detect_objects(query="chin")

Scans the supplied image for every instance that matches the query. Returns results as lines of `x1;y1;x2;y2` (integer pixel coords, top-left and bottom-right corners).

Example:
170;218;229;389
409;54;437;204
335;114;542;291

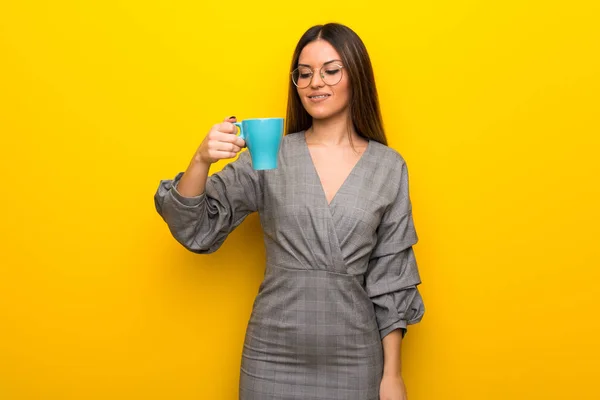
307;111;332;120
303;104;342;120
306;108;346;121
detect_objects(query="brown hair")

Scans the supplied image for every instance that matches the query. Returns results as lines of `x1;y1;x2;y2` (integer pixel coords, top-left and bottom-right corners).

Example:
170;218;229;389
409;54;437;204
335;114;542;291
285;23;388;146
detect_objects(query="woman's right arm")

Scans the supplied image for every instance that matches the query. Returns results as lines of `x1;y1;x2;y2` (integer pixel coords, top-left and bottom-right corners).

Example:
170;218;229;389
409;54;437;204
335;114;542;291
154;117;261;254
176;116;245;197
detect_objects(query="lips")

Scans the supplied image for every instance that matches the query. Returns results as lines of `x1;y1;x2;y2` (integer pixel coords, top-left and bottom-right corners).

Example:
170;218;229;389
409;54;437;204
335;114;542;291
308;93;331;99
307;93;331;103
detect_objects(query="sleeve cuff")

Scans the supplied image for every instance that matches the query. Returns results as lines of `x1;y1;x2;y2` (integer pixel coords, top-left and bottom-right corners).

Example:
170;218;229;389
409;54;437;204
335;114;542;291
169;172;207;207
380;320;408;340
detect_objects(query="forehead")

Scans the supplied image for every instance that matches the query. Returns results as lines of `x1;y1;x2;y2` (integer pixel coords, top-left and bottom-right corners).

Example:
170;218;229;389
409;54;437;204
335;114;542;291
298;40;342;66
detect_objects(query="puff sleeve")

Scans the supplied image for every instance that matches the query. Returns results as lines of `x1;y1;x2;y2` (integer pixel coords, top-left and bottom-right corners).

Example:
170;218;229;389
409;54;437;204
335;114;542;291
154;150;261;254
365;159;425;339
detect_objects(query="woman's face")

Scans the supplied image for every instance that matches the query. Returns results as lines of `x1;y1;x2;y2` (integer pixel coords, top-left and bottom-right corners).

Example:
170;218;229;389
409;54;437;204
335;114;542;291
296;40;351;121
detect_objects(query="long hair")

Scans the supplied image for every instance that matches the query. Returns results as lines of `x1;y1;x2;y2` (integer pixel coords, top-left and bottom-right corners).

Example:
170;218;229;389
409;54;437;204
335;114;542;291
285;23;387;146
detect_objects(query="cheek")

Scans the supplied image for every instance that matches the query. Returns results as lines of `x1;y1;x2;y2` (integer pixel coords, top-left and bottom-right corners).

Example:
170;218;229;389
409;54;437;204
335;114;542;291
336;76;350;96
297;88;307;103
335;81;351;104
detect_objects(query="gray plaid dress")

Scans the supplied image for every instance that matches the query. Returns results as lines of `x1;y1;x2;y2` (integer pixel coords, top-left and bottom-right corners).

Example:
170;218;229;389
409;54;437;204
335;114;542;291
154;131;425;399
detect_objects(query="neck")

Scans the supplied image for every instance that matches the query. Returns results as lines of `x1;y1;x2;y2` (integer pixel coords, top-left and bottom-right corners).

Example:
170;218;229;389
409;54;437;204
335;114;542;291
307;112;358;146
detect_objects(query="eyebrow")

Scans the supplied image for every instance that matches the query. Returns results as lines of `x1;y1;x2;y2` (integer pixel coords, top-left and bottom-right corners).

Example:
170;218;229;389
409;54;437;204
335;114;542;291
297;59;343;67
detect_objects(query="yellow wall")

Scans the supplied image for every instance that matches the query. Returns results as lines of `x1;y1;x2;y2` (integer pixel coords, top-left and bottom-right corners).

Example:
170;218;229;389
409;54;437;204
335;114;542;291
1;1;598;399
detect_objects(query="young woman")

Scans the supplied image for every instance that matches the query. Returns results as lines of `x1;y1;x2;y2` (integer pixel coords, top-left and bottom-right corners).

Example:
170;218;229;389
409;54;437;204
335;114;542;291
155;23;425;400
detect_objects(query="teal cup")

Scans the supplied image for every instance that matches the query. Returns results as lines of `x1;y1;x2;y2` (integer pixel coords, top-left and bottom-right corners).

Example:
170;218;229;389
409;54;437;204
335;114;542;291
234;118;284;170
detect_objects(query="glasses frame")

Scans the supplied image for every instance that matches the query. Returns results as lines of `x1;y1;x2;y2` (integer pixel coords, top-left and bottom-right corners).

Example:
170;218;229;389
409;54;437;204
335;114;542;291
290;63;345;89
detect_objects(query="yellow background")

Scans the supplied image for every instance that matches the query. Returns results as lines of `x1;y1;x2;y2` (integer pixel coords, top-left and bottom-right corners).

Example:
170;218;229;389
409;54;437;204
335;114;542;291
1;0;599;399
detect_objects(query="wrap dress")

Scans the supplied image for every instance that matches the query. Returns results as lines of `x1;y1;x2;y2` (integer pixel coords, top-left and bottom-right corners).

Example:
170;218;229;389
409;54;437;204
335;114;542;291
154;130;425;399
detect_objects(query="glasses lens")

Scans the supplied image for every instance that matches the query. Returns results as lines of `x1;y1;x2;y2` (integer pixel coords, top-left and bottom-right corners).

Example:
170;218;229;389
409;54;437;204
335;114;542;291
292;67;312;88
322;64;343;86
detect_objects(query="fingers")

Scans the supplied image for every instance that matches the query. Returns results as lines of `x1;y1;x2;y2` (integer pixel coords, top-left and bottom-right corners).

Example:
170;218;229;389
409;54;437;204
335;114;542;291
212;150;238;159
215;121;237;134
201;137;238;162
213;140;241;153
212;130;245;148
213;120;245;147
220;116;238;135
229;135;246;149
198;115;248;163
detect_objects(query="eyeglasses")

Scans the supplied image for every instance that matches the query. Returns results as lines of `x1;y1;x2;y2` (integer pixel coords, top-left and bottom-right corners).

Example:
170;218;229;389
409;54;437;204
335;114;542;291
291;63;344;89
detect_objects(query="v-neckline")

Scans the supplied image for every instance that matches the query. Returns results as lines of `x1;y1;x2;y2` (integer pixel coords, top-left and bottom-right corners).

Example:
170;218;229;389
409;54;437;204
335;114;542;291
302;130;371;208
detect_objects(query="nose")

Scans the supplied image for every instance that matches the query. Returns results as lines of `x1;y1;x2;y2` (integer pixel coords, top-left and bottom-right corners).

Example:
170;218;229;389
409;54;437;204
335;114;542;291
310;69;325;88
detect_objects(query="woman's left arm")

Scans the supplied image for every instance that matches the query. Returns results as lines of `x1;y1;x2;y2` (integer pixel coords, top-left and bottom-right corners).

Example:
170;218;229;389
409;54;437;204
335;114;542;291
379;329;407;399
364;156;425;399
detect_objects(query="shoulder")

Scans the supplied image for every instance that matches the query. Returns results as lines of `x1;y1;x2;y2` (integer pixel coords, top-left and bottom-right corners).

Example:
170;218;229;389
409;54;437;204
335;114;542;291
365;142;414;208
364;141;412;201
279;131;306;155
282;131;305;145
366;140;407;172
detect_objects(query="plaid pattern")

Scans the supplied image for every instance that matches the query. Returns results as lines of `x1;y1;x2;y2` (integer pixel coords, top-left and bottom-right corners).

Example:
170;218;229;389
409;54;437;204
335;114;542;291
154;131;425;399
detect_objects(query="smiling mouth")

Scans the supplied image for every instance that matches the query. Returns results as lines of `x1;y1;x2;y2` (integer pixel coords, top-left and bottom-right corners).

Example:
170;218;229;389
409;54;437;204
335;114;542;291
308;94;331;99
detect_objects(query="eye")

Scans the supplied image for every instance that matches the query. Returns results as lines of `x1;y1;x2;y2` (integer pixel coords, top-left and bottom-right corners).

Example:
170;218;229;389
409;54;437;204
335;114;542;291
296;67;312;79
324;68;341;76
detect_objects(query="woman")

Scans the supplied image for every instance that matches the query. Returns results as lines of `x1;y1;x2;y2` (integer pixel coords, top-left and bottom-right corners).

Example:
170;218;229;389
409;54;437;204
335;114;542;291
155;23;425;400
